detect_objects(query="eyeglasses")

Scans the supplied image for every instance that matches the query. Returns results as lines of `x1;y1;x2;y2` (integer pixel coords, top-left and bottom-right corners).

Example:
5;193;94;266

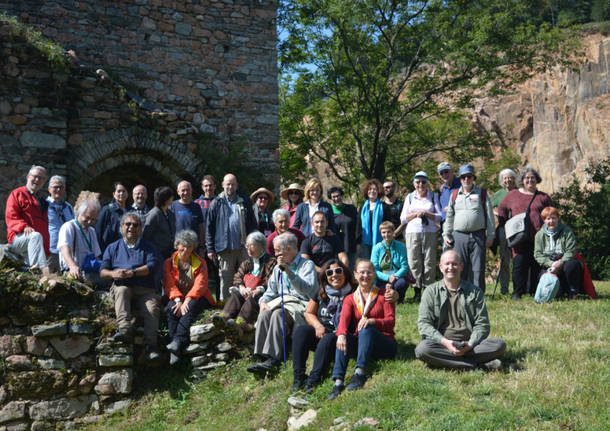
439;170;451;175
288;191;300;195
383;185;394;189
29;174;45;180
460;174;474;180
123;222;141;227
415;180;427;184
325;267;344;277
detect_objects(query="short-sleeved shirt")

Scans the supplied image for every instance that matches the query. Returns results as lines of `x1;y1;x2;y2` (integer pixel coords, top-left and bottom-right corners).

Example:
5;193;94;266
171;201;204;238
300;234;344;268
57;220;102;271
100;238;159;289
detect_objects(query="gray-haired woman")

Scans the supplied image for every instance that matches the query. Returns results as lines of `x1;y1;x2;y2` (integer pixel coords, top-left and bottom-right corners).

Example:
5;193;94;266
220;231;276;324
497;168;553;299
164;229;216;365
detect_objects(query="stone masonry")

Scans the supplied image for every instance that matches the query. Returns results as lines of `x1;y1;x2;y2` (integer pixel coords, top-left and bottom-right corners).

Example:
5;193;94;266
0;0;279;241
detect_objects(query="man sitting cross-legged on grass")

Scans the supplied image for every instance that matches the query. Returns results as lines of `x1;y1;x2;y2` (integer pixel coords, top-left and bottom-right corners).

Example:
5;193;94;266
415;250;506;370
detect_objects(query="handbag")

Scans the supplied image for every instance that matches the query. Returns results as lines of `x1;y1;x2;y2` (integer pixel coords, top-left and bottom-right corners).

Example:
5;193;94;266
505;191;537;248
534;270;560;303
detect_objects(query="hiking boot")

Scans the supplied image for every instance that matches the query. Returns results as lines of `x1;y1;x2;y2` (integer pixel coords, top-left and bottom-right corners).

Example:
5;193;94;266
291;374;307;394
247;358;280;374
327;383;345;400
145;345;160;362
346;373;367;391
110;330;132;344
169;352;180;366
211;312;226;329
413;288;421;302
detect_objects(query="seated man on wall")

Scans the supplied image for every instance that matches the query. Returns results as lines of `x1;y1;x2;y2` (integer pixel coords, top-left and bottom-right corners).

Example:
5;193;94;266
100;212;161;361
5;165;51;276
46;175;74;273
415;250;506;370
247;232;318;374
58;199;105;287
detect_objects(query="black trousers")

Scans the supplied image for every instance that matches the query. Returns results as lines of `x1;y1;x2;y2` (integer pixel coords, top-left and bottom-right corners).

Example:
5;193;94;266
540;258;584;297
512;242;540;297
166;297;211;347
292;324;337;385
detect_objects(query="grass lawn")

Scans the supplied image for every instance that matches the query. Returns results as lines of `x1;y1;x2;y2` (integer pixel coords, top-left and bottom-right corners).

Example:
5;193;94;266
91;281;610;431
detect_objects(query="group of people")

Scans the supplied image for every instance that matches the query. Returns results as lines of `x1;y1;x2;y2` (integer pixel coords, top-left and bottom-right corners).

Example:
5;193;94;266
4;161;592;398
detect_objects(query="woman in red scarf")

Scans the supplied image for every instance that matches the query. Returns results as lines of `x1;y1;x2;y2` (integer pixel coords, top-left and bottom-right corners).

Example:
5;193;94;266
328;259;397;400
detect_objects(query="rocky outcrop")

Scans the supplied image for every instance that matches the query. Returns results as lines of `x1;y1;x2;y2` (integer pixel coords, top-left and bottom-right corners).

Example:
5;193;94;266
475;34;610;193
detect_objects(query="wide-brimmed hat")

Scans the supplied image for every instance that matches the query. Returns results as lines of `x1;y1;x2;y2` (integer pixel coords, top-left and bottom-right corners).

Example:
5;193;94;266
250;187;274;204
280;183;304;200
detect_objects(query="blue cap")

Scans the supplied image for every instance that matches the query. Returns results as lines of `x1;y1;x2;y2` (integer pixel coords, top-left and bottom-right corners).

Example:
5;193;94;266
458;164;475;178
437;162;451;173
414;171;429;180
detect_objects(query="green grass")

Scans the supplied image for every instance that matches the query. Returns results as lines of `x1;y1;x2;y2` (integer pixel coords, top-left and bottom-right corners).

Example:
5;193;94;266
91;282;610;431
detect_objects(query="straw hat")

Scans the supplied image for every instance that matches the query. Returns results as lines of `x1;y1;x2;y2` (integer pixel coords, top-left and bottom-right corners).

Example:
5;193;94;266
280;183;304;200
250;187;274;204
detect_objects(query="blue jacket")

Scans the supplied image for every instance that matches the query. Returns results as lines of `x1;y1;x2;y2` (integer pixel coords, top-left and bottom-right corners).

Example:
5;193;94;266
291;201;338;236
46;197;74;253
371;240;409;283
205;191;256;254
96;201;128;253
100;237;160;289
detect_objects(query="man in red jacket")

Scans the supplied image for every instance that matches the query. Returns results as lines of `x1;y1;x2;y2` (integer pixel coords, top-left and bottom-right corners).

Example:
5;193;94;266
5;165;51;276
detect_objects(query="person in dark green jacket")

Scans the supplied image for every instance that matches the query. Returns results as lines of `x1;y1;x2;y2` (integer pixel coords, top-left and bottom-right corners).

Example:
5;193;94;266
415;250;506;370
534;206;583;298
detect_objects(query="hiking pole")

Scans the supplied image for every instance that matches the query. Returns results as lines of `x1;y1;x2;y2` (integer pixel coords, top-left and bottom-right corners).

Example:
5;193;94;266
279;271;287;369
491;252;505;299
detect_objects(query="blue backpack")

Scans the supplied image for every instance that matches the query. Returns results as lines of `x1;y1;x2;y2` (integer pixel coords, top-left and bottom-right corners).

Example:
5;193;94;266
534;270;560;303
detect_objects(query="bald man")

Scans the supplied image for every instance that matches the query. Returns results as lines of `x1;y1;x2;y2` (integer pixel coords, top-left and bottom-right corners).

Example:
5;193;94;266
131;185;150;217
170;180;205;251
415;250;506;370
205;173;256;301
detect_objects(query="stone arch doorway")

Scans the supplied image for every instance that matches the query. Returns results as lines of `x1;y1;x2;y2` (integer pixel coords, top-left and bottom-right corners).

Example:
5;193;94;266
66;128;206;203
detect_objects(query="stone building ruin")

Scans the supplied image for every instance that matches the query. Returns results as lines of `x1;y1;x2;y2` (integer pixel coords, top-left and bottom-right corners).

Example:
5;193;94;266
0;0;279;240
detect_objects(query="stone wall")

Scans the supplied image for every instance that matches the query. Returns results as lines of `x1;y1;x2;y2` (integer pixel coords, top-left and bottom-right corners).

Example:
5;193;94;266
0;0;279;241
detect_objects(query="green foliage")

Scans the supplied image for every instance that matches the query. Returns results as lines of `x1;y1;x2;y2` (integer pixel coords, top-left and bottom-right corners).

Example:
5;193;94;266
278;0;571;188
552;159;610;280
0;12;69;72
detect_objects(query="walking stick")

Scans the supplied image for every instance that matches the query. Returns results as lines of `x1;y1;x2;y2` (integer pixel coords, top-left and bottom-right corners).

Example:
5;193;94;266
279;271;287;369
491;252;505;299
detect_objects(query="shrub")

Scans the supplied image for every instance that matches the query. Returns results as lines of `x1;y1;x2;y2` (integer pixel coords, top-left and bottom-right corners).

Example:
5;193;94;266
552;159;610;280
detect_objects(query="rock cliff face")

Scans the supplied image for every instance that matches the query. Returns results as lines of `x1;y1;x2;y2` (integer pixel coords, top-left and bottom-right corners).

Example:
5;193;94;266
474;34;609;193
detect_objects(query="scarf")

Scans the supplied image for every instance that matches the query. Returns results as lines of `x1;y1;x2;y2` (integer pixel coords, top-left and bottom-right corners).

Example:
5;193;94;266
360;199;383;246
543;223;561;252
325;283;352;329
331;204;344;215
353;285;379;318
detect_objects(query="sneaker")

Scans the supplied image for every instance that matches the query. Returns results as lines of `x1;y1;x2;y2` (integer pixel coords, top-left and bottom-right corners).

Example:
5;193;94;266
259;357;281;371
483;359;502;371
304;381;316;395
166;340;181;354
291;375;307;394
169;352;180;366
346;373;367;391
327;383;345;400
145;345;160;362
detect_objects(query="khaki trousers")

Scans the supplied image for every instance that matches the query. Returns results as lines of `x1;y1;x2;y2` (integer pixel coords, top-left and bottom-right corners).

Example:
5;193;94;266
405;232;437;290
111;284;161;346
217;248;248;301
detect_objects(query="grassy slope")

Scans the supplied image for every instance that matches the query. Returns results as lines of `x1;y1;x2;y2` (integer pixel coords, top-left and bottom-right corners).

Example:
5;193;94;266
93;282;610;431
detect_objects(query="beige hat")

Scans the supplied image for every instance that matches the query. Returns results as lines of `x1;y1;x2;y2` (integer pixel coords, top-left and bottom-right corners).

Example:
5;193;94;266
280;183;304;200
250;187;274;204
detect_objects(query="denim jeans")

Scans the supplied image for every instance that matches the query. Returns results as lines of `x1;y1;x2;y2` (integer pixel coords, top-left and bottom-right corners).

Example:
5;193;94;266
331;326;397;380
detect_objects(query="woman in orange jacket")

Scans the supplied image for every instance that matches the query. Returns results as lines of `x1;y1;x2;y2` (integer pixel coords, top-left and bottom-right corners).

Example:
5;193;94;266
163;229;216;365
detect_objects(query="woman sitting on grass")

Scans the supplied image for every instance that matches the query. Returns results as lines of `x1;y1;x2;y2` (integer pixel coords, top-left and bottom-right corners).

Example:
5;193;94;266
534;206;585;299
219;231;276;326
291;258;356;394
328;259;397;400
371;221;409;303
164;230;217;365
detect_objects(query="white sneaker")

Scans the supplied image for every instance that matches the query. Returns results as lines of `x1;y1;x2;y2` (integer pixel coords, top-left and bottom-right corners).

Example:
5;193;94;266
483;359;502;371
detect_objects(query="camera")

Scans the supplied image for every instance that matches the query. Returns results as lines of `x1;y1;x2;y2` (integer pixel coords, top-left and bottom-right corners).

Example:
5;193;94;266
550;253;563;261
452;341;467;350
420;214;429;226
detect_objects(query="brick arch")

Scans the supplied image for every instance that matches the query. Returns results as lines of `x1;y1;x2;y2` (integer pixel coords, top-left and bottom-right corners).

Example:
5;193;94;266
67;128;205;200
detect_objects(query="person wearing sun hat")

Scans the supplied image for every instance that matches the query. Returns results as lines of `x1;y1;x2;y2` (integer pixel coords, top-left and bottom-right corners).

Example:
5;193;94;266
251;187;275;237
281;183;304;227
442;164;494;292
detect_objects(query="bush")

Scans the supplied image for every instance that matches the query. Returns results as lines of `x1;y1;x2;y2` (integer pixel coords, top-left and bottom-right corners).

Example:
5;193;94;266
552;159;610;280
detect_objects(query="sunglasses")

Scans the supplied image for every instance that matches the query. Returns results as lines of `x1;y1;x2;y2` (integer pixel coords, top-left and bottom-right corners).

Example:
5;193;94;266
439;170;451;175
460;174;474;180
288;191;300;195
415;180;427;184
123;222;141;227
325;267;344;277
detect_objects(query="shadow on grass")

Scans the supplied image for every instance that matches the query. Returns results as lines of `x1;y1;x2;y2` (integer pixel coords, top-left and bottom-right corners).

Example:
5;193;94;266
502;345;542;372
396;341;418;361
131;356;193;399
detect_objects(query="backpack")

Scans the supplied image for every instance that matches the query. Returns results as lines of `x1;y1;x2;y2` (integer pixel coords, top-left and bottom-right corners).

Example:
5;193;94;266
408;190;439;208
449;187;488;227
534;270;560;303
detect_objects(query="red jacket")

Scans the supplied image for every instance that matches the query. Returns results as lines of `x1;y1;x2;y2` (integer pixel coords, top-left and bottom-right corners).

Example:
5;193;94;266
163;251;216;306
5;186;50;255
336;289;395;340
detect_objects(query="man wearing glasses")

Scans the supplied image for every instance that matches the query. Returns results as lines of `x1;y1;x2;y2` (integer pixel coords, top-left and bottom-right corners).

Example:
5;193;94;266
46;175;74;273
382;179;403;233
442;164;494;292
100;212;161;361
437;162;461;225
5;165;51;276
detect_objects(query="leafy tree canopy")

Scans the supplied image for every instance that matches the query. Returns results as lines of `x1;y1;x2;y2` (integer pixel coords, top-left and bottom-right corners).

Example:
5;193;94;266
279;0;573;191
